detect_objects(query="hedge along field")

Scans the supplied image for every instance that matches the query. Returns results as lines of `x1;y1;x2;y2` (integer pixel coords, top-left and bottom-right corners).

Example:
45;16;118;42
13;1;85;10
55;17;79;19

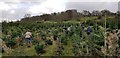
1;16;120;57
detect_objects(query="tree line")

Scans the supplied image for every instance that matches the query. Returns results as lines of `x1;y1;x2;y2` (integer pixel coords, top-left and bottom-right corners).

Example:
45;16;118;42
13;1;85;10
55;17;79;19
20;9;120;22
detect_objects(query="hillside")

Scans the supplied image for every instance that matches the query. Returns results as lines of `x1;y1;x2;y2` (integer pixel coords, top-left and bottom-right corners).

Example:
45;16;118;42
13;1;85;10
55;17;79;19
1;9;120;57
20;9;119;22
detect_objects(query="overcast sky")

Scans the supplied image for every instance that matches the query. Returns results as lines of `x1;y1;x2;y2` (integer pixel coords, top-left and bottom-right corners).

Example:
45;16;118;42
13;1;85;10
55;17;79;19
0;0;120;22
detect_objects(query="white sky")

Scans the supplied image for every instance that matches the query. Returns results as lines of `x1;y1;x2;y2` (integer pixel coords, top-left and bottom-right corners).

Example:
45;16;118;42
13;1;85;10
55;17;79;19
28;0;67;15
69;0;119;2
0;0;120;22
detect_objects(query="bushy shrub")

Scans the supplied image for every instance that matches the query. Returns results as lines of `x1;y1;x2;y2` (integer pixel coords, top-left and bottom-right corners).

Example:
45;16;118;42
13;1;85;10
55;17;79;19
53;35;57;40
61;36;67;45
39;32;46;40
32;38;39;45
7;39;16;48
98;16;102;19
35;44;45;54
45;39;53;45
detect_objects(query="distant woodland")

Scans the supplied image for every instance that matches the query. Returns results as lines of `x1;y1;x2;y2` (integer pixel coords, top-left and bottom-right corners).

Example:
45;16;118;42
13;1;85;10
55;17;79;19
21;9;120;22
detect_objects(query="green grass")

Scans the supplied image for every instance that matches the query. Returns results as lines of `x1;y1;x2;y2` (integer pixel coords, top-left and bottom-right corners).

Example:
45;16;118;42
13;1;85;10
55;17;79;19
62;39;74;56
23;46;36;56
43;40;58;56
2;44;36;56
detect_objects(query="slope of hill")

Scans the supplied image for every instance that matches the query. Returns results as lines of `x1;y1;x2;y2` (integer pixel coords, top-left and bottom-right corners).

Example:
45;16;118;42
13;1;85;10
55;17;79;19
20;9;119;22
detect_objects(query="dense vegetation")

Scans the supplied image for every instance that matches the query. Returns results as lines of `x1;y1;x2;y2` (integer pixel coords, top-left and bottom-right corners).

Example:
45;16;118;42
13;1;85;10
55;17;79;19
1;10;120;57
